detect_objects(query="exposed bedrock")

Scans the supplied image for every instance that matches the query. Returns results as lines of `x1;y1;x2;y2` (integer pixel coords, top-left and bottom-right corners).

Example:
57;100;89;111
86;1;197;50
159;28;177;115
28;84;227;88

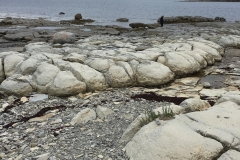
0;34;239;96
125;100;240;160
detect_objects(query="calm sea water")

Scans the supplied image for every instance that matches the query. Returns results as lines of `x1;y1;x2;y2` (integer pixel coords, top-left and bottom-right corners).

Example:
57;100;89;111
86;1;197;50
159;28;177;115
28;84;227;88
0;0;239;25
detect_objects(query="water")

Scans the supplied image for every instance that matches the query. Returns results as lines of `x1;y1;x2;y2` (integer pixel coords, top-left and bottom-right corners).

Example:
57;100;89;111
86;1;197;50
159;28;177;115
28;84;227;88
0;0;239;25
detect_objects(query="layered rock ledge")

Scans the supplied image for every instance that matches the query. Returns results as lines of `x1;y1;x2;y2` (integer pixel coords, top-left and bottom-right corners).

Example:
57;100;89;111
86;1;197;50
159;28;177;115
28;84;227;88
0;34;228;96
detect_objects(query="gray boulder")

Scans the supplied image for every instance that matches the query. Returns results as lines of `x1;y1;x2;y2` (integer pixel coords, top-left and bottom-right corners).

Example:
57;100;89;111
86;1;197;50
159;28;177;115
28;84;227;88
116;18;129;22
52;31;75;44
129;23;146;28
0;75;32;96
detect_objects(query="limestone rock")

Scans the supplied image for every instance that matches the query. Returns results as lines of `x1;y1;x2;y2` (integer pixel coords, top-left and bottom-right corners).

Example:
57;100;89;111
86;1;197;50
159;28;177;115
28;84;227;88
70;63;107;91
165;51;201;75
63;53;87;63
218;150;240;160
70;108;96;125
125;118;222;160
32;63;60;93
136;61;174;86
52;31;75;44
180;98;211;112
0;77;32;96
19;58;39;75
48;71;86;96
4;53;25;77
125;101;240;159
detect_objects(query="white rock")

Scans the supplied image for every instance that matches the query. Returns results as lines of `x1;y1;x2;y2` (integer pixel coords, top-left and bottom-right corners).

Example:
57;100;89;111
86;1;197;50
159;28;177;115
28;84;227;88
33;152;50;160
70;63;107;91
62;52;87;63
32;63;60;93
218;150;240;160
180;98;211;112
70;108;96;125
136;61;174;86
48;71;86;96
20;58;38;75
165;51;201;75
4;53;25;77
125;118;222;160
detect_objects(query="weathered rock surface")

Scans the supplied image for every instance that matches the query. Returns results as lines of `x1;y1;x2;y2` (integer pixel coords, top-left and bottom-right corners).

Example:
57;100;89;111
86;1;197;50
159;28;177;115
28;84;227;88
125;101;240;160
0;35;235;96
52;31;75;44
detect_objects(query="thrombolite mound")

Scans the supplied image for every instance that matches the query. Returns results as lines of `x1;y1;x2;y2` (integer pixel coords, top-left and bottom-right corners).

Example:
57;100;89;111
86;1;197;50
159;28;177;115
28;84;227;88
0;34;235;96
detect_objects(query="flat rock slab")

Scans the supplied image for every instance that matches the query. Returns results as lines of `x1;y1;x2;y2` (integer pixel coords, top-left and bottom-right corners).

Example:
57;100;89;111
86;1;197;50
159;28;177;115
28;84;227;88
125;101;240;160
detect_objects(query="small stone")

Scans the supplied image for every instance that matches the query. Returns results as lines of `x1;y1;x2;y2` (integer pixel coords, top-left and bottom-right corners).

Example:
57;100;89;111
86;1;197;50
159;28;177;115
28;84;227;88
28;113;55;122
50;119;62;124
0;103;9;112
34;153;50;160
20;97;28;103
0;153;5;159
98;155;104;159
68;96;78;102
202;82;211;88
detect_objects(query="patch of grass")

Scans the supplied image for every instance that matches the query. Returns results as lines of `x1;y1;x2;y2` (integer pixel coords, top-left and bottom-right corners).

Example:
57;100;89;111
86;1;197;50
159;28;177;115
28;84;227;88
139;106;175;127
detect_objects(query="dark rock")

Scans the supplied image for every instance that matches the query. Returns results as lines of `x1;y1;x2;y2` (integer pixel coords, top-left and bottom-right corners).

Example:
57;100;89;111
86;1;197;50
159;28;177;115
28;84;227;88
129;23;147;28
59;12;65;15
215;17;226;22
237;42;240;49
146;23;161;29
116;18;129;22
75;13;82;20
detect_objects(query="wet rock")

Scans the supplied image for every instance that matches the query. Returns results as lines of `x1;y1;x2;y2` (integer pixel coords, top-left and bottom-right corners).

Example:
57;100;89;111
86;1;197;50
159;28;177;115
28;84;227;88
146;23;161;29
129;23;146;28
116;18;129;22
75;13;82;20
59;12;65;15
29;94;48;102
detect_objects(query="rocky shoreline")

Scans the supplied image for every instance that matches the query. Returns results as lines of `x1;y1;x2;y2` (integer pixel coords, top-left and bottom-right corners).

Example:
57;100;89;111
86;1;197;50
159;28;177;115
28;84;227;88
0;17;240;160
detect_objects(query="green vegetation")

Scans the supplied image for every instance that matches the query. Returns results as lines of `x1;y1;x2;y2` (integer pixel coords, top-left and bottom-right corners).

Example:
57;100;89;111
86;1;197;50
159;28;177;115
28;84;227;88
139;106;175;127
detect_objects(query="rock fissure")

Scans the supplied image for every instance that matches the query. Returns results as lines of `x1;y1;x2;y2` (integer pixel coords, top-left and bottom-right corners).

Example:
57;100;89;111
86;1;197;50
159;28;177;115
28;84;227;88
196;130;237;160
3;104;74;129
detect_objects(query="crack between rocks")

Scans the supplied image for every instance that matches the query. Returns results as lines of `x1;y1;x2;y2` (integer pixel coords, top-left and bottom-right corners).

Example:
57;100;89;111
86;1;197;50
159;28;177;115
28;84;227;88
3;104;74;129
196;130;240;160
